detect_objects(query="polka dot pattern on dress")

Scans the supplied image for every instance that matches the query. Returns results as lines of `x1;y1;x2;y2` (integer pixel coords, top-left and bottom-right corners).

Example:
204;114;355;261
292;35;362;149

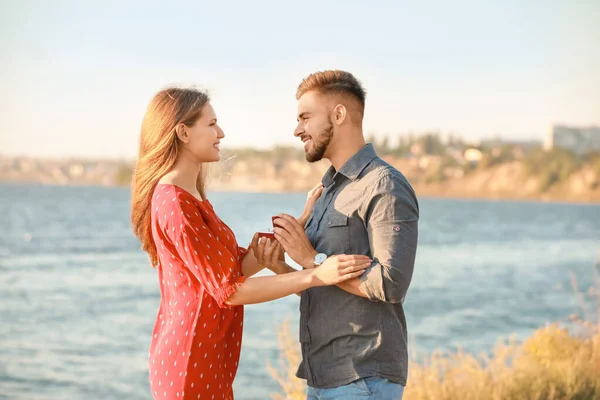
147;184;245;400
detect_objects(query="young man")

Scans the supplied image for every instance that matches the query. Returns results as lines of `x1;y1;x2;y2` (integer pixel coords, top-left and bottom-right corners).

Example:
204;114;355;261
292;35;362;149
270;70;419;399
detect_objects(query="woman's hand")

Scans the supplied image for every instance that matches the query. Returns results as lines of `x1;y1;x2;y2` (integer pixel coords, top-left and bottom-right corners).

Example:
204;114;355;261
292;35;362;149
250;233;287;274
298;183;323;226
312;254;372;286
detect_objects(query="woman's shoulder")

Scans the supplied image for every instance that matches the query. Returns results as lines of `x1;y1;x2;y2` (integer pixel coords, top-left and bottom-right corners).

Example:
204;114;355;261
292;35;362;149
152;184;211;232
153;184;202;209
157;183;207;203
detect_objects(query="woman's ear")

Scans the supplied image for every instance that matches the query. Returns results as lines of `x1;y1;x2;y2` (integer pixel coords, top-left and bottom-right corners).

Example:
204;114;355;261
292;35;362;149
175;123;189;143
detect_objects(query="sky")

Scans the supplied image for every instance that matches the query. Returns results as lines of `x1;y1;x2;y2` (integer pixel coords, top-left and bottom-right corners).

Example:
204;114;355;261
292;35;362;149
1;0;599;159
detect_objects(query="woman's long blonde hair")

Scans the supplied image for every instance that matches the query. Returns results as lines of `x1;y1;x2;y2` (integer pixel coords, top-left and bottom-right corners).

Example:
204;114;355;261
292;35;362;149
131;87;210;267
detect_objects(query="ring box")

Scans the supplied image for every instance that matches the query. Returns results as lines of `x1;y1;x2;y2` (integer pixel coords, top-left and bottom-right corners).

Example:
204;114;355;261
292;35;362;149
272;216;281;228
257;231;276;240
256;216;281;241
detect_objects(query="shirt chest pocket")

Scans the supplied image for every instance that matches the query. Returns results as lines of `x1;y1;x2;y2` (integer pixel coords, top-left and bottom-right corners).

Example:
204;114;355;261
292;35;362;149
323;214;350;253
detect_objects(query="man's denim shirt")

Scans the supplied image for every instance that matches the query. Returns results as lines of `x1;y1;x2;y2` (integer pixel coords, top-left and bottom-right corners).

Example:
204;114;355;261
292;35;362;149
297;143;419;388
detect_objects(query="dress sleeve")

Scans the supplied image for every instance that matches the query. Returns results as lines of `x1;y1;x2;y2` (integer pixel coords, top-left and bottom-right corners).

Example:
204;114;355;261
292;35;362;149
162;200;246;308
237;246;248;262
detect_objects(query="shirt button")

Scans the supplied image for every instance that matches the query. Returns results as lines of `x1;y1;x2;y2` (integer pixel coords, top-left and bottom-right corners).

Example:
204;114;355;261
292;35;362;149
327;221;332;226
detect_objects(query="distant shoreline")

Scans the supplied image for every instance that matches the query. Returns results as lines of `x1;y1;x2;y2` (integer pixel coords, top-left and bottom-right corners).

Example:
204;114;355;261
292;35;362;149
4;141;600;205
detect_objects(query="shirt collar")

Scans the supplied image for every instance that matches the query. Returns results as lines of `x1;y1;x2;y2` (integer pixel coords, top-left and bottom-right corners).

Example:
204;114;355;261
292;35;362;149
321;143;378;186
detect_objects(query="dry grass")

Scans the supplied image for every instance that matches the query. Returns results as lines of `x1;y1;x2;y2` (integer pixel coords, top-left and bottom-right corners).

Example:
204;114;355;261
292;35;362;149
266;321;306;400
405;322;599;400
268;268;600;400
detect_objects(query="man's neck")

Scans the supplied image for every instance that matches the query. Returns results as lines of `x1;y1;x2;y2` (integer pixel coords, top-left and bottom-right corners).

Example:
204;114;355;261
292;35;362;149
328;135;367;171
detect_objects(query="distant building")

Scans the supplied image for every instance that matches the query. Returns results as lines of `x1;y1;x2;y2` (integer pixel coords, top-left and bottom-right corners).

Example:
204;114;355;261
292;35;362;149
544;124;600;154
464;148;483;163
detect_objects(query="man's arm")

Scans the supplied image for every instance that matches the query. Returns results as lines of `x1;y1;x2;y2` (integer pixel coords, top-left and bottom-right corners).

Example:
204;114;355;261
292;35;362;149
299;257;368;297
336;278;368;297
337;172;419;302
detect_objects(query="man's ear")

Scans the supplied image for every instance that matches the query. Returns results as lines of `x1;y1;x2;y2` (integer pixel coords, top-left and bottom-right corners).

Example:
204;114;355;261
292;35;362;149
332;104;347;126
175;123;189;143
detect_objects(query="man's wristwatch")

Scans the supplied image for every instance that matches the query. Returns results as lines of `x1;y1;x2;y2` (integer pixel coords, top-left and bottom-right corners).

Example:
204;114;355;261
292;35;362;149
313;253;327;267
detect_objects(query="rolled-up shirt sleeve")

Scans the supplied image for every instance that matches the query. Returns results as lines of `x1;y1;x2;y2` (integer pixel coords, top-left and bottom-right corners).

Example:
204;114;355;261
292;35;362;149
359;171;419;303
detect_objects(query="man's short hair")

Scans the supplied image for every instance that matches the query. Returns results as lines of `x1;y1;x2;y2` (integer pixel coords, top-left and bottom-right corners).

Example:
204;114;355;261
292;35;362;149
296;70;366;113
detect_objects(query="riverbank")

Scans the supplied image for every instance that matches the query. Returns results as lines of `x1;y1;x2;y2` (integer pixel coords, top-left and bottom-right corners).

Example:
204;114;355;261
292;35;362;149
2;152;599;203
206;157;600;203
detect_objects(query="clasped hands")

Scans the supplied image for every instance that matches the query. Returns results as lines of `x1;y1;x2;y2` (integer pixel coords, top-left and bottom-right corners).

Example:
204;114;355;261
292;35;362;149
250;215;371;286
250;214;317;271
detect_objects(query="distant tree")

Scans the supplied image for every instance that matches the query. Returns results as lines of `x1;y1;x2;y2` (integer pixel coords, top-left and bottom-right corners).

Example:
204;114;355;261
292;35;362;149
378;134;392;155
115;164;133;186
425;165;446;183
447;132;456;147
583;151;600;183
477;144;516;169
417;132;445;155
365;132;377;146
393;134;411;157
524;148;580;192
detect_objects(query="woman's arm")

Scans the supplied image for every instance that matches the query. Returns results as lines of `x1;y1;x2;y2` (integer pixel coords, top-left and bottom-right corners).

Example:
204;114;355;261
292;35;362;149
225;254;371;306
164;197;368;309
250;235;302;294
225;268;316;305
240;245;267;277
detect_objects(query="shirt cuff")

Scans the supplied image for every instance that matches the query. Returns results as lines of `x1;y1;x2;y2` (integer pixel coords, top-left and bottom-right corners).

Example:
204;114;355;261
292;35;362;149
358;260;385;302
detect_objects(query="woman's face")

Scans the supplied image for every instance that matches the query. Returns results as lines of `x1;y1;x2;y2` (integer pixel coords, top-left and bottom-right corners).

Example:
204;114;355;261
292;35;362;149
184;102;225;163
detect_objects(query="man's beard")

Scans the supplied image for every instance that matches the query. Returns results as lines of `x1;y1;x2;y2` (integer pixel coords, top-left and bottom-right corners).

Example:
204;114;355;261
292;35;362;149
306;122;333;163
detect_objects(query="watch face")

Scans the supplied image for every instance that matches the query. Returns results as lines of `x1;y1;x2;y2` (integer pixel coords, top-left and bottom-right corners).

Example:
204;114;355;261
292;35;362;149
314;253;327;264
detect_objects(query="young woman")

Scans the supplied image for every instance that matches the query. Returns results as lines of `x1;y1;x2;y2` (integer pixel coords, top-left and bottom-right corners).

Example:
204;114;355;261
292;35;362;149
130;86;371;400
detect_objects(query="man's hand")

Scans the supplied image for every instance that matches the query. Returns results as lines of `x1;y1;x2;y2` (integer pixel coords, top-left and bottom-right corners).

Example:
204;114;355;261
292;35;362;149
273;214;318;269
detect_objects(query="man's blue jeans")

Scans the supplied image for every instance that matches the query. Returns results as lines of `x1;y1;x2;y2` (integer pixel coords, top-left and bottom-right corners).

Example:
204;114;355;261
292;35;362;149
306;377;405;399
